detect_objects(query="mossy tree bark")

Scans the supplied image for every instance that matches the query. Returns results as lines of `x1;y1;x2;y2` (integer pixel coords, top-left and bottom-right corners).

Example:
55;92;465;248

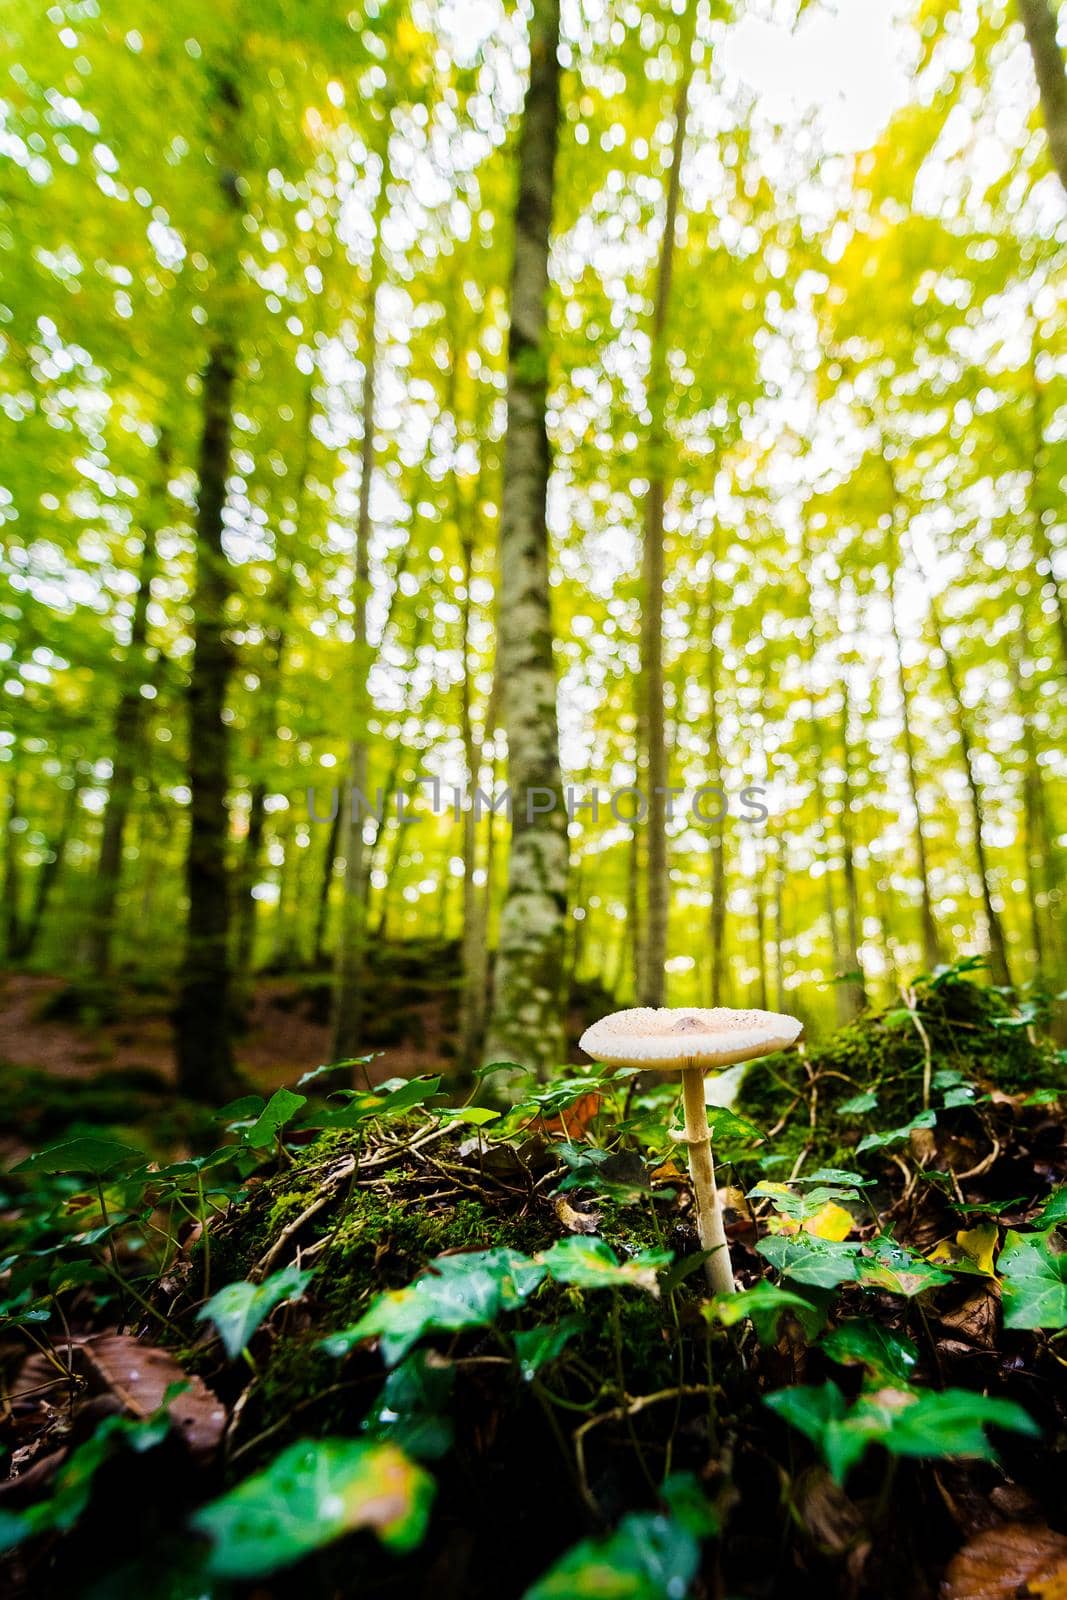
639;0;697;1008
175;74;242;1101
484;0;567;1078
1017;0;1067;195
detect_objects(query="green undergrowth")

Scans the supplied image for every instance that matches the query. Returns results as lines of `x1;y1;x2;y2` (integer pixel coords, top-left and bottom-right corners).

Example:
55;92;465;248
2;966;1066;1598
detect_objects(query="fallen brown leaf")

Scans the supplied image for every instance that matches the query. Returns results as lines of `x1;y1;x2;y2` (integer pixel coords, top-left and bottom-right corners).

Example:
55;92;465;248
942;1523;1067;1600
554;1196;601;1235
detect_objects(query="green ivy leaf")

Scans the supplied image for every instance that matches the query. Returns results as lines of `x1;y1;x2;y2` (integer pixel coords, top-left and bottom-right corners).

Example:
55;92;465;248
244;1089;307;1148
363;1351;454;1460
820;1319;919;1382
523;1475;713;1599
837;1092;878;1116
766;1381;1037;1485
322;1248;547;1366
536;1236;672;1294
710;1282;828;1344
513;1314;587;1382
999;1230;1067;1329
856;1238;953;1297
1032;1189;1067;1229
856;1110;937;1154
192;1438;434;1577
197;1266;313;1359
756;1235;862;1289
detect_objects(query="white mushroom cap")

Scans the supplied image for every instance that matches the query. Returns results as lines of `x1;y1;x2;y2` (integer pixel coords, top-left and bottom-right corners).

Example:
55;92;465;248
579;1006;803;1072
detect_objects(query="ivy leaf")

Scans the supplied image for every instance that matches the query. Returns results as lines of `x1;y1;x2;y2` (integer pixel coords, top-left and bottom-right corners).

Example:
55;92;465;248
857;1238;953;1297
13;1137;143;1177
820;1319;919;1382
710;1282;828;1344
856;1110;937;1154
322;1249;547;1366
192;1439;433;1577
999;1230;1067;1330
244;1090;307;1148
799;1168;875;1189
197;1267;313;1359
756;1235;862;1289
1032;1189;1067;1229
537;1236;672;1294
766;1381;1037;1485
363;1351;454;1460
513;1314;587;1382
837;1092;878;1116
523;1475;713;1599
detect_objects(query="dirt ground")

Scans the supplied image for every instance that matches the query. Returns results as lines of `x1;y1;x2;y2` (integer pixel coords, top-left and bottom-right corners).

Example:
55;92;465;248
0;972;450;1092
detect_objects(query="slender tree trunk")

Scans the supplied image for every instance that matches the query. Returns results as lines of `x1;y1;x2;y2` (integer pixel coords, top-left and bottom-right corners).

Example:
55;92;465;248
175;73;243;1099
2;754;23;962
1017;0;1067;195
707;552;728;1006
13;765;80;962
839;673;868;1016
1027;327;1067;671
86;434;170;976
928;595;1015;989
484;0;568;1077
332;130;392;1063
772;832;786;1012
234;380;312;983
888;562;942;971
313;801;340;968
639;0;696;1008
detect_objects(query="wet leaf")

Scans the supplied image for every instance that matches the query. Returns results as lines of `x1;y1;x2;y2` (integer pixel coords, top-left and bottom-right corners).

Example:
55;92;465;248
192;1438;433;1577
513;1314;587;1381
819;1319;919;1382
856;1110;937;1154
857;1238;953;1297
363;1351;454;1460
999;1230;1067;1330
198;1266;314;1359
756;1235;862;1289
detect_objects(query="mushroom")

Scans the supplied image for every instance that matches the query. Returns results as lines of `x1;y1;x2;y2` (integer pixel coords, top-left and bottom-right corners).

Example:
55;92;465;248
579;1006;803;1296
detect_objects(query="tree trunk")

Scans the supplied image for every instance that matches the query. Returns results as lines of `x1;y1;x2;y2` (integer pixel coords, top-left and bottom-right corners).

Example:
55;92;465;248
772;832;786;1012
1017;0;1067;195
639;0;696;1008
175;73;243;1100
313;802;341;968
1027;325;1067;671
86;433;170;977
928;596;1015;989
175;332;239;1099
707;548;728;1006
332;130;392;1064
888;561;942;971
484;0;568;1078
839;673;868;1017
13;765;81;962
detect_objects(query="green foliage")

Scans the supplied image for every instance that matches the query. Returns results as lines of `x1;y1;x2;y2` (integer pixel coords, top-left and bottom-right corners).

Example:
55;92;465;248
819;1320;920;1383
766;1381;1038;1486
523;1475;716;1600
192;1438;434;1577
998;1230;1067;1329
197;1266;314;1359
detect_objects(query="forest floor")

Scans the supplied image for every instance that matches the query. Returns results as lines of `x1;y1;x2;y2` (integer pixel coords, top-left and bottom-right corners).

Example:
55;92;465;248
0;965;1065;1599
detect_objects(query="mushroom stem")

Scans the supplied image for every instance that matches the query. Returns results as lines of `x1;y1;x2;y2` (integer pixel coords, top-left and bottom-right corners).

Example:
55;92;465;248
681;1064;735;1296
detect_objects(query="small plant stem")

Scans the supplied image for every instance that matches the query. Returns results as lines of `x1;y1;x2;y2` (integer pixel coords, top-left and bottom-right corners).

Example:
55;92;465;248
197;1170;211;1300
680;1064;735;1295
96;1176;128;1325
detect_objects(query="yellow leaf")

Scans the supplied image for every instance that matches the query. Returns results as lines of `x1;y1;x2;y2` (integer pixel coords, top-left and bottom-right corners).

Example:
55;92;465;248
956;1223;997;1276
804;1202;854;1242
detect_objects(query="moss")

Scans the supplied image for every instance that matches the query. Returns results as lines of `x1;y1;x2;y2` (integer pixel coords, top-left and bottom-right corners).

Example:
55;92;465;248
739;972;1059;1168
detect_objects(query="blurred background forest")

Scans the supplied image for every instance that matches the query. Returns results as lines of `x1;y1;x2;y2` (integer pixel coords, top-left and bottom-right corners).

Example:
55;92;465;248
1;0;1065;1102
